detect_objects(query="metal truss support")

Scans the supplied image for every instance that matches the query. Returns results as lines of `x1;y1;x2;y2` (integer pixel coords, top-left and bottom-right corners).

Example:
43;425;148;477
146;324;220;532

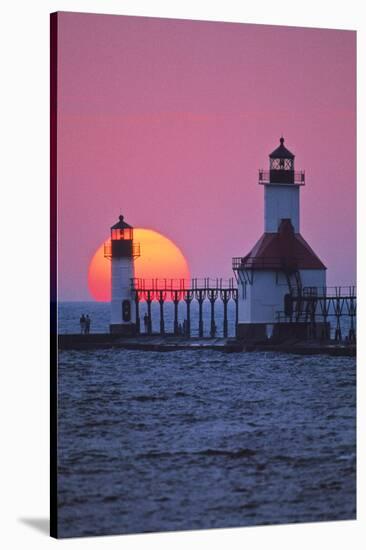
134;292;140;334
208;289;218;338
158;290;166;335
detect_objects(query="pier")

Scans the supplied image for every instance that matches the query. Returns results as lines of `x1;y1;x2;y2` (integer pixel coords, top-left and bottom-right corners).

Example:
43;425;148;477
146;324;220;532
59;283;356;356
58;334;355;356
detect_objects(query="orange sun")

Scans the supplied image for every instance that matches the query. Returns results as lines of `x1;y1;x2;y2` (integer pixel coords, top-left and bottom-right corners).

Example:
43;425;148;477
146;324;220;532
88;228;190;301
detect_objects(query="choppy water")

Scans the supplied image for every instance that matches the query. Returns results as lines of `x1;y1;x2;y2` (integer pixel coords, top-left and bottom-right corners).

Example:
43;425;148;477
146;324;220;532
57;305;356;538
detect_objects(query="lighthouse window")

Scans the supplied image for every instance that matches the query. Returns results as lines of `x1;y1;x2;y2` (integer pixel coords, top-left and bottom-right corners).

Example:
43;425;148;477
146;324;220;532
111;228;133;240
242;281;247;300
285;159;293;169
270;158;293;170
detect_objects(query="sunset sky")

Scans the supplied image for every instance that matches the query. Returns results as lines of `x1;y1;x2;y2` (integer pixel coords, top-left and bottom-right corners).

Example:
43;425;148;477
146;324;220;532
56;12;356;301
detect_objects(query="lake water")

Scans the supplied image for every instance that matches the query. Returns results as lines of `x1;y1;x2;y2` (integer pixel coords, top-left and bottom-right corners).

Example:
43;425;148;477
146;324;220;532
57;303;356;538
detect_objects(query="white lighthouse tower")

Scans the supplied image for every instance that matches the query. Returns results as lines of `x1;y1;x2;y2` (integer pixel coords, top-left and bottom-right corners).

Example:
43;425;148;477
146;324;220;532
104;215;140;334
233;137;327;341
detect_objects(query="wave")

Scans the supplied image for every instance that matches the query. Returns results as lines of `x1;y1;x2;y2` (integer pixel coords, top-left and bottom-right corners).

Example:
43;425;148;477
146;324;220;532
138;447;256;460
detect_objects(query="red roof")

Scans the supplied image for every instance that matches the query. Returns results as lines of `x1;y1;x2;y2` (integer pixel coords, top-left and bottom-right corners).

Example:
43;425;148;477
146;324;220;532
240;219;326;270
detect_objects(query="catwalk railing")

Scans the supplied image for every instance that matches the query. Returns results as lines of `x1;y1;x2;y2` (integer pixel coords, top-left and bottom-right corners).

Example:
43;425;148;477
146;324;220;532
130;280;356;342
258;169;305;185
131;278;238;338
233;256;300;271
278;285;357;342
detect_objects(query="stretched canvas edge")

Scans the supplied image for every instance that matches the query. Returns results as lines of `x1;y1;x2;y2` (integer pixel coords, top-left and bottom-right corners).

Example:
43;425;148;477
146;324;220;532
50;10;58;540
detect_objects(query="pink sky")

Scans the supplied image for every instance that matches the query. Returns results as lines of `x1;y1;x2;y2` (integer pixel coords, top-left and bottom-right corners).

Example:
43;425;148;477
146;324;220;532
56;12;356;300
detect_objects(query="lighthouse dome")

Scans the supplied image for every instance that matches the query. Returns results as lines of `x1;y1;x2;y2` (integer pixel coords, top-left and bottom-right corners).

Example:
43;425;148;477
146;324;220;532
111;214;133;230
269;137;295;159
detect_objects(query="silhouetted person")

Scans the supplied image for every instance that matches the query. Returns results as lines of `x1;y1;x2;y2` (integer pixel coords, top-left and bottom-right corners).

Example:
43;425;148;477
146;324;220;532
85;314;91;334
80;314;86;334
143;313;149;333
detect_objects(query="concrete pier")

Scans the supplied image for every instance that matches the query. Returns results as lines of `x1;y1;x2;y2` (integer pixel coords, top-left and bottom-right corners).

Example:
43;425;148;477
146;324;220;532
58;334;242;352
58;334;355;356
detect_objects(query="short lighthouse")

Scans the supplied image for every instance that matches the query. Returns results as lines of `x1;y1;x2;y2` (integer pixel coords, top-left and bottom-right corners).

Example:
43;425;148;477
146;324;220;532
104;215;140;334
233;138;327;341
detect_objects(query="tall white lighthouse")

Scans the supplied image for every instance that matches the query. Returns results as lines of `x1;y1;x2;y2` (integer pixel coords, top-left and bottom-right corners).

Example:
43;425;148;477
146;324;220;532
104;215;140;334
233;138;326;341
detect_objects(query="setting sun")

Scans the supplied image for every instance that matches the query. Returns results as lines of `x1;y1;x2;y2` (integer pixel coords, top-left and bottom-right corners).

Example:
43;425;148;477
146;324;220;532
88;228;190;301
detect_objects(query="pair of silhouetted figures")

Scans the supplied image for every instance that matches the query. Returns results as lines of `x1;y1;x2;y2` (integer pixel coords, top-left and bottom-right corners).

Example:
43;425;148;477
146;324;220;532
80;314;91;334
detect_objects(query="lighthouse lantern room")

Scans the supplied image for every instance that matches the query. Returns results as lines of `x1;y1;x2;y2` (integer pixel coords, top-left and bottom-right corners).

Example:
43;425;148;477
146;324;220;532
104;215;140;334
233;138;327;341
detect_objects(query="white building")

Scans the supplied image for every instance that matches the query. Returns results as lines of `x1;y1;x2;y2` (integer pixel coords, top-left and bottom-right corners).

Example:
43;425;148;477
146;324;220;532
105;215;140;334
233;138;326;341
